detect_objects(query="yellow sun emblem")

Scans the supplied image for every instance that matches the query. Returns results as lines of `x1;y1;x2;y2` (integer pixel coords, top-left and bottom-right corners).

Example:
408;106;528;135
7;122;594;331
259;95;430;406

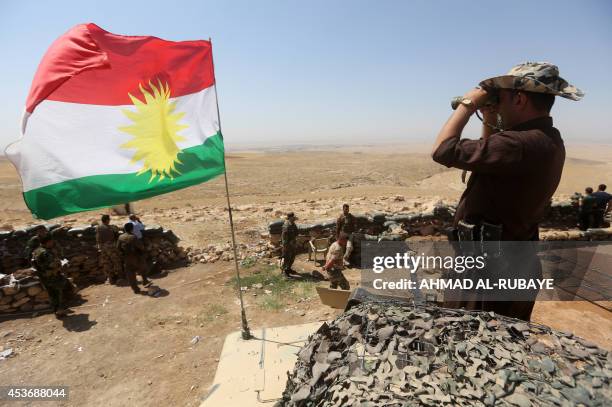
119;80;188;182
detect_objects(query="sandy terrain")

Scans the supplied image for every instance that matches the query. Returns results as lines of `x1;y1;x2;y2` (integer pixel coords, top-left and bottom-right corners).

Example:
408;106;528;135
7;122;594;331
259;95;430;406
0;143;611;406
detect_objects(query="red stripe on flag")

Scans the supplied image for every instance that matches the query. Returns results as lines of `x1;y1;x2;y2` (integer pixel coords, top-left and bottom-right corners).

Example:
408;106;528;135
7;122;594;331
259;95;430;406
26;23;215;112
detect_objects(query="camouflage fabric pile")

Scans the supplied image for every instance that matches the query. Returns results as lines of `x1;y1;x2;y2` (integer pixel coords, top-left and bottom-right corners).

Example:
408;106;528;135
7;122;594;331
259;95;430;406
278;302;610;406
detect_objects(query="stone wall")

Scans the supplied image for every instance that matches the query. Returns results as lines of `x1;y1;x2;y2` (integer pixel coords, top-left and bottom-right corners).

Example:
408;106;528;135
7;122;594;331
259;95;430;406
0;269;50;314
267;202;609;253
540;198;581;229
0;224;187;315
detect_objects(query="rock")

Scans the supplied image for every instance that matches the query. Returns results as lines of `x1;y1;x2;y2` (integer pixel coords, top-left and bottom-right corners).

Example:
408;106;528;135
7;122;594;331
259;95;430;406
269;220;285;234
418;224;436;236
371;213;386;223
2;286;18;296
27;285;43;296
0;348;14;360
19;302;33;312
13;269;35;280
35;291;50;301
12;297;31;308
147;286;161;296
13;291;27;300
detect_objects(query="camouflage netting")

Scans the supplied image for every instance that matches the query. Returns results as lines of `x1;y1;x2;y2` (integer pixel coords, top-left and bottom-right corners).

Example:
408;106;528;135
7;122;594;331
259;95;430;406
278;302;611;406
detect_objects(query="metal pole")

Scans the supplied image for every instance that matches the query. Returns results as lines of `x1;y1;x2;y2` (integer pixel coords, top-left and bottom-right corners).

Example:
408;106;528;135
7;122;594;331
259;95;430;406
209;38;252;340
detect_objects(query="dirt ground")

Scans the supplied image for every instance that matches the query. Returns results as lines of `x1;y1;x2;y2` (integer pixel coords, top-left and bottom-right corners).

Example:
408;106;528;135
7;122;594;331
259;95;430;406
0;143;611;406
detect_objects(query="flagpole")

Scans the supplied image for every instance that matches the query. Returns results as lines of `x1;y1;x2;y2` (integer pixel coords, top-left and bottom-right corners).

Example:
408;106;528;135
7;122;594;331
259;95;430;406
209;37;252;340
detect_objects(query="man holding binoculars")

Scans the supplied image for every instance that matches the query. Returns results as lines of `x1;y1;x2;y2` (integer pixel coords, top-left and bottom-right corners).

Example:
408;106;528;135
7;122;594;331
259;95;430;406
431;62;583;320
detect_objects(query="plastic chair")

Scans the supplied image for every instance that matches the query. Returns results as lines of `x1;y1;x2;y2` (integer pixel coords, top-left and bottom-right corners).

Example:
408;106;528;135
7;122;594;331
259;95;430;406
308;238;330;262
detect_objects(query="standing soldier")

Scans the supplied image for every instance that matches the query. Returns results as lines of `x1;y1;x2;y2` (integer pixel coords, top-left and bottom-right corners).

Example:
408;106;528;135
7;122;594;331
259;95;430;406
96;214;122;284
592;184;612;227
322;233;350;290
32;235;69;317
281;212;299;277
336;203;356;266
117;222;151;294
579;187;597;230
23;225;48;266
432;62;583;320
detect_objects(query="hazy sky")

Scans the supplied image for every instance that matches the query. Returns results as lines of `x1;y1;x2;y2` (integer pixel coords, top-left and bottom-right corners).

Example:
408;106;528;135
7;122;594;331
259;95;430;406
1;0;611;151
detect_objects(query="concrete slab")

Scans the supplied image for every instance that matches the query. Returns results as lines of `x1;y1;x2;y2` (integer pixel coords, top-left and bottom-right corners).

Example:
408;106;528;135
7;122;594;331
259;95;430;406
201;322;322;407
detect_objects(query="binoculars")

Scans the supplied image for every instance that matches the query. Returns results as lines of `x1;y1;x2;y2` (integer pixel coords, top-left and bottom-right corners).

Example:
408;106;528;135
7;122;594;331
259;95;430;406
451;89;500;110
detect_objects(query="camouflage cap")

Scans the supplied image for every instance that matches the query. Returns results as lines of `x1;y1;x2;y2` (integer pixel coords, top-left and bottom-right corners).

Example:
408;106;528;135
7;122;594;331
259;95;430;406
479;62;584;101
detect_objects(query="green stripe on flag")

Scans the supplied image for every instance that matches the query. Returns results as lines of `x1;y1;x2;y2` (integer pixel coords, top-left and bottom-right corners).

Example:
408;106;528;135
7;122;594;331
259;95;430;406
24;132;225;220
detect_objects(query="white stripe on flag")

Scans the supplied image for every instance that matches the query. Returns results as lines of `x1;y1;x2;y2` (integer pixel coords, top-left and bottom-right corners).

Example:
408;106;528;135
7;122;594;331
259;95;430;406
6;86;219;192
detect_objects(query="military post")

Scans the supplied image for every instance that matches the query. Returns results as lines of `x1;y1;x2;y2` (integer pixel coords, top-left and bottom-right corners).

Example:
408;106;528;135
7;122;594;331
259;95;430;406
0;4;610;406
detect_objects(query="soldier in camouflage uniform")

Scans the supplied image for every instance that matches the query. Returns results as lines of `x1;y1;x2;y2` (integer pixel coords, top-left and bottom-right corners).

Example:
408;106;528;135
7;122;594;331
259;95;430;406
117;222;151;294
336;203;356;266
32;235;69;317
96;214;122;284
23;225;48;266
322;233;350;290
280;212;299;277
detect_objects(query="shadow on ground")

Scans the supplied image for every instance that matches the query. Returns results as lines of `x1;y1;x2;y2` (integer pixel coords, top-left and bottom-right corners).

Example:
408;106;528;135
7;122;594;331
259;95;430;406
61;312;97;332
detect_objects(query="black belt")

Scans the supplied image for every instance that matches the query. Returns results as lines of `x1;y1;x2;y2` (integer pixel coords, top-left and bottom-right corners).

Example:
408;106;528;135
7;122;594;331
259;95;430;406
448;220;503;257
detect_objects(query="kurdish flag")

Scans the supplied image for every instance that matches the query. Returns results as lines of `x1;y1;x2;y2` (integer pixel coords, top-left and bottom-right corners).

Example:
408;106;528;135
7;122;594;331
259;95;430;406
5;23;225;220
